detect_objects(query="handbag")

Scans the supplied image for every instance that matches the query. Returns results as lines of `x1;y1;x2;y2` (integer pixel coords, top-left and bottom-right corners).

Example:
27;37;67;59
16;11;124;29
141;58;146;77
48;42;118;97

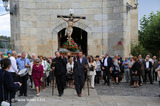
1;71;10;106
89;65;94;71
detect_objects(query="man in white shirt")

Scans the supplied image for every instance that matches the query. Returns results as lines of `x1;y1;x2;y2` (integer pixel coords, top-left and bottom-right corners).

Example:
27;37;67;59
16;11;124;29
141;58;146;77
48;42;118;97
8;52;19;102
102;53;113;86
144;58;153;84
8;52;18;81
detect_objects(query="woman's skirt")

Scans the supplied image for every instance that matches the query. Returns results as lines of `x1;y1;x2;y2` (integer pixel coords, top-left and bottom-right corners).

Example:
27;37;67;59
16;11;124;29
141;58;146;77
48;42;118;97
132;75;139;81
42;73;47;82
112;70;119;78
33;78;42;87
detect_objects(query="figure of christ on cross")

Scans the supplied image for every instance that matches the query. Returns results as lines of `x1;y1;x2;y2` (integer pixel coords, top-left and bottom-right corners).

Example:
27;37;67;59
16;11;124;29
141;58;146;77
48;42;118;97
57;14;86;45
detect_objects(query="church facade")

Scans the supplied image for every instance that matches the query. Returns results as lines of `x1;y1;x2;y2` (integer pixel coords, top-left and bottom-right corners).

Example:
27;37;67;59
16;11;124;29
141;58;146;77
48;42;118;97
10;0;138;57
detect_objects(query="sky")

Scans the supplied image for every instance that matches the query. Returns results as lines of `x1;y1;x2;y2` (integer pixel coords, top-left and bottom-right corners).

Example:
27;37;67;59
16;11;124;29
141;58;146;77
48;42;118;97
0;0;160;37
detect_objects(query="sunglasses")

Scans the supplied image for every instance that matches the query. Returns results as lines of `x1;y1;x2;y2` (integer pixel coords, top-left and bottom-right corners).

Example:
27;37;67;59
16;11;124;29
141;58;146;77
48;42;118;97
35;62;39;63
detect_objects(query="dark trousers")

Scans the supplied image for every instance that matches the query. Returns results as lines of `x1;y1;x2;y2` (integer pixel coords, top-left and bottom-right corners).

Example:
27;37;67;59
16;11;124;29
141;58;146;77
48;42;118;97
47;76;50;86
74;75;85;95
138;70;142;84
55;74;66;94
153;70;157;81
29;75;33;88
19;74;28;95
95;71;101;84
103;66;110;85
11;72;18;82
144;70;152;83
10;72;18;98
138;74;142;84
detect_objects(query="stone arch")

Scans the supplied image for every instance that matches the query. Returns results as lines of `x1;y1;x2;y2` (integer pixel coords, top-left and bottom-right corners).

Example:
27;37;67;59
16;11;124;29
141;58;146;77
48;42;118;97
51;21;94;55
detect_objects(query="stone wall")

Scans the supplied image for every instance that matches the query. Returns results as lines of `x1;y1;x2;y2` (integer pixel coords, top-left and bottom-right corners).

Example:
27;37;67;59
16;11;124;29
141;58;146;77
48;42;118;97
11;0;138;57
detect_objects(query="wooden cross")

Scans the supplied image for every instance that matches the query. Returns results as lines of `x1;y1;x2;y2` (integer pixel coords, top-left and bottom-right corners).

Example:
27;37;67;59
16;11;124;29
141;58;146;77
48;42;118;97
57;14;86;19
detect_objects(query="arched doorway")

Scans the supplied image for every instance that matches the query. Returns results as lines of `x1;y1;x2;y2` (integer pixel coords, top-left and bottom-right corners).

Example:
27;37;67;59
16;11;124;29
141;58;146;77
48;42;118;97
58;27;88;55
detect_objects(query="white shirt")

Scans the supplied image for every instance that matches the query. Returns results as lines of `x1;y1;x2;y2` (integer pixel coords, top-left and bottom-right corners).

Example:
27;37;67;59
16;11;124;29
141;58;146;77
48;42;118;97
149;58;154;64
67;62;74;74
41;60;48;73
28;61;33;75
80;58;82;64
8;56;18;73
146;61;149;68
104;57;108;66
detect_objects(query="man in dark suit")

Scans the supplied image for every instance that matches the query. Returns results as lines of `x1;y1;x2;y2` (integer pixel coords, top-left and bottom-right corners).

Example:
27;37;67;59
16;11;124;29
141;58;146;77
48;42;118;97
138;55;146;83
73;51;88;97
102;53;113;86
52;51;67;97
144;57;153;84
152;56;158;81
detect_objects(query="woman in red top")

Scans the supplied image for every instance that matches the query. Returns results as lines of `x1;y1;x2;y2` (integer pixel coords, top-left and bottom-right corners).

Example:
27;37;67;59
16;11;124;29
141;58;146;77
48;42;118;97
32;58;44;96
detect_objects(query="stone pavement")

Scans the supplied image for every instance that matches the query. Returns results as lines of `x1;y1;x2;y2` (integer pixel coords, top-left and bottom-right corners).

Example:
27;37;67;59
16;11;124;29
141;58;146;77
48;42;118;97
13;85;160;106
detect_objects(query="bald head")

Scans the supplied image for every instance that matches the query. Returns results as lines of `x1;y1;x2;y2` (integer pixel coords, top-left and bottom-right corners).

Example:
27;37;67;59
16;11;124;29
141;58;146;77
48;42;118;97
125;57;128;61
153;56;156;60
138;55;142;59
12;51;16;54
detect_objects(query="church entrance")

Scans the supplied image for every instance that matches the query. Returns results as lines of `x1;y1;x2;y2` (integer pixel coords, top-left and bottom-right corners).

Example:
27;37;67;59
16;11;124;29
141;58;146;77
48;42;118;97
58;27;88;55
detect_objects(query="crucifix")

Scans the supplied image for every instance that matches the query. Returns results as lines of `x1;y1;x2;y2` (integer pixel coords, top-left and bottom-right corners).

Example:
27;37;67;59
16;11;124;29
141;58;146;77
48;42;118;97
57;13;86;45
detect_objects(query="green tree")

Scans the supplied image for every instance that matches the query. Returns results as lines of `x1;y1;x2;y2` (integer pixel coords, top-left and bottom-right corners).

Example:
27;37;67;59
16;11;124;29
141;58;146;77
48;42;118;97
0;35;11;49
139;11;160;57
131;43;149;58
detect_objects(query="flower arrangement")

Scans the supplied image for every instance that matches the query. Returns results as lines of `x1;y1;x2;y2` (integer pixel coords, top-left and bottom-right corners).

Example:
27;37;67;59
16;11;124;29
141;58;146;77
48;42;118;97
62;40;80;52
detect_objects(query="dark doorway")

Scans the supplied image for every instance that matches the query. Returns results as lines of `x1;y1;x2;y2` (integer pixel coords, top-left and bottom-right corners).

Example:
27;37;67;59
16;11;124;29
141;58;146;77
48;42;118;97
58;27;88;55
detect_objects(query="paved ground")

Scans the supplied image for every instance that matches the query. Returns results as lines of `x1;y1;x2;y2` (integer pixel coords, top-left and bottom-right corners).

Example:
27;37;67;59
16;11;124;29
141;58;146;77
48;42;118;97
96;80;160;97
12;80;160;106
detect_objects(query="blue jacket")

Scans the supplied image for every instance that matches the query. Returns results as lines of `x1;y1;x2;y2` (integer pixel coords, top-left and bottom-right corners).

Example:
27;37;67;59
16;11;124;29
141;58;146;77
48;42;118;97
0;69;20;102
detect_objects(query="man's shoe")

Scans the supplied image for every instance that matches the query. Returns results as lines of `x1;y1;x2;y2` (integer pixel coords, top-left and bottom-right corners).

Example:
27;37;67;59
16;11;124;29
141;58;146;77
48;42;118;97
58;93;63;97
151;82;153;84
58;94;62;97
103;82;106;85
78;93;82;97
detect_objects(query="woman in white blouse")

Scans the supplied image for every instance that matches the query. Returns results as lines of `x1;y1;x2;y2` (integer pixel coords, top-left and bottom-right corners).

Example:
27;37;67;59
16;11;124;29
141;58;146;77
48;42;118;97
88;57;97;89
39;56;48;91
67;57;74;88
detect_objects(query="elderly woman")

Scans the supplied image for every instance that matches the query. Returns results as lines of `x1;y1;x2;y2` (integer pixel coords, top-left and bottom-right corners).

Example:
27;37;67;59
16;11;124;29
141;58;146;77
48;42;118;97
155;60;160;97
88;56;97;89
32;58;44;96
112;56;121;84
0;59;22;105
67;57;74;88
155;60;160;85
131;56;141;88
39;55;48;91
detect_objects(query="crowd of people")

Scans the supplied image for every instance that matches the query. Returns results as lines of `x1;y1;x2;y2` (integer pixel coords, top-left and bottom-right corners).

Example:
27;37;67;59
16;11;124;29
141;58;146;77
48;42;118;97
0;51;160;105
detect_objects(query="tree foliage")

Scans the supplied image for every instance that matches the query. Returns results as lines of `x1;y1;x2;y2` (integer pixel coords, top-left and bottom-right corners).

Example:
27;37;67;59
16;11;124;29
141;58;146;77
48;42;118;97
131;43;150;58
139;11;160;57
0;35;11;42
